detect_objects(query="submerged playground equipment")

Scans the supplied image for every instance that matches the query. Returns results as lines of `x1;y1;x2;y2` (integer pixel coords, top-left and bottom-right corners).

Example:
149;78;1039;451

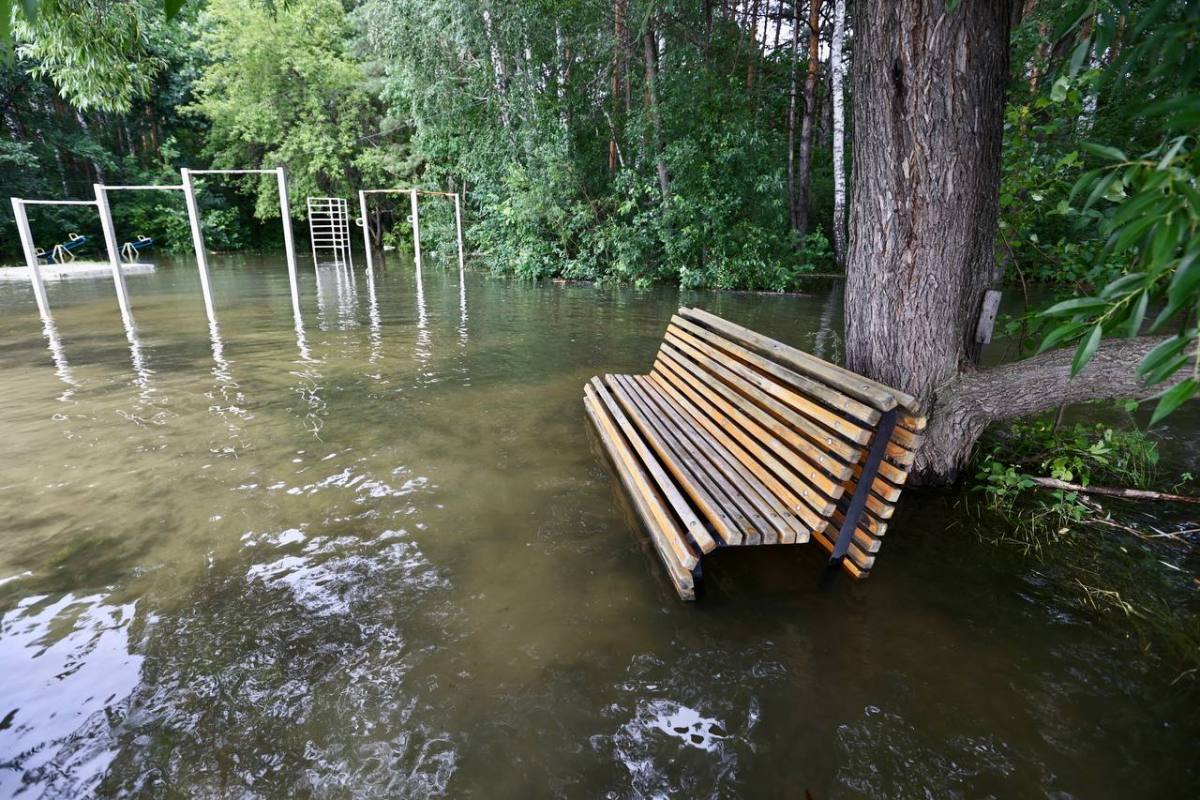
8;168;466;332
585;308;926;600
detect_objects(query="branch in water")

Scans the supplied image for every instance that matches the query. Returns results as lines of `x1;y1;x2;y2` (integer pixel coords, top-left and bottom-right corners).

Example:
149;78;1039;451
1027;477;1200;505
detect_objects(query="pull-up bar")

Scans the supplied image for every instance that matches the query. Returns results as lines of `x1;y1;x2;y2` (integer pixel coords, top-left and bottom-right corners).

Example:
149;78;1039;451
357;188;465;280
181;167;302;323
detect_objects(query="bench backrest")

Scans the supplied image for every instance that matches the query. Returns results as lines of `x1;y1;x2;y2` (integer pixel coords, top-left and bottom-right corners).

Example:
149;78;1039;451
649;307;924;576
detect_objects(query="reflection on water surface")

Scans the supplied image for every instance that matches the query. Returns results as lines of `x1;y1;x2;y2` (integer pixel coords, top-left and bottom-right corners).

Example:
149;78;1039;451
0;254;1196;798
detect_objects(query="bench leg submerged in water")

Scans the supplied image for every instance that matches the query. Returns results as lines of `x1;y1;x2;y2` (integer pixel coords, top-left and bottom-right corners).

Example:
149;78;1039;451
584;307;924;600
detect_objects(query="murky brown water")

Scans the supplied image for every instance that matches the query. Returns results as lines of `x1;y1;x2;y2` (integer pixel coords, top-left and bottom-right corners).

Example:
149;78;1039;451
1;253;1197;798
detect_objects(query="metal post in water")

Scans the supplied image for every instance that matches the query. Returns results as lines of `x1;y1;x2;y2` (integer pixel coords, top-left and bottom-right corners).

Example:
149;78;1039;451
276;166;303;323
94;183;133;323
358;190;374;281
410;188;422;275
11;198;50;318
454;192;466;276
180;168;217;322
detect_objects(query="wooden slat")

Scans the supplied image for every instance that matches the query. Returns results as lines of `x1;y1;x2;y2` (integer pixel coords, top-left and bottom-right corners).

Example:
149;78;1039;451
584;393;696;599
603;376;746;546
627;375;799;545
670;315;882;426
612;375;768;545
811;526;875;575
658;345;854;491
832;506;888;538
643;374;814;543
681;306;922;414
586;377;715;555
667;324;874;446
586;381;701;570
661;335;863;469
654;352;841;520
618;375;777;544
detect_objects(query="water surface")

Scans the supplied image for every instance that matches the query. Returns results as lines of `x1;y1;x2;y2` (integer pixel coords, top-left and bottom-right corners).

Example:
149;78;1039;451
0;253;1196;798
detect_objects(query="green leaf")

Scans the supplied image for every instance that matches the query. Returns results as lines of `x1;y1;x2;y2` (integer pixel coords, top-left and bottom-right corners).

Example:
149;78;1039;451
1041;296;1109;317
164;0;187;19
1167;245;1200;307
1127;290;1149;337
1084;172;1118;211
1037;322;1084;354
1081;142;1127;163
1072;323;1103;376
1149;378;1198;425
1099;272;1146;299
1137;335;1186;377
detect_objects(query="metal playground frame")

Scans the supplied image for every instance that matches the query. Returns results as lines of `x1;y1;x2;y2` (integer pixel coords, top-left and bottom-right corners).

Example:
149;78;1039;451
10;167;302;325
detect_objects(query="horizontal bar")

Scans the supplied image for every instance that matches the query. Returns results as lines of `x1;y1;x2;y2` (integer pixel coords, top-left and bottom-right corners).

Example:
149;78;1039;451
17;199;98;206
188;169;279;175
105;185;185;191
359;189;459;197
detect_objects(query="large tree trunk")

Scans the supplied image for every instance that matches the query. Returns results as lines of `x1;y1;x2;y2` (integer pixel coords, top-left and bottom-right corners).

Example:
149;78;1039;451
843;0;1187;484
829;0;848;263
793;0;824;235
845;0;1012;482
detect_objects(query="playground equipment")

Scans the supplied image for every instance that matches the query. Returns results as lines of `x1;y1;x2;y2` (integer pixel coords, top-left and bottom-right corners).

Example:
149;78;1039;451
121;236;154;263
306;197;353;266
357;188;465;281
36;233;89;264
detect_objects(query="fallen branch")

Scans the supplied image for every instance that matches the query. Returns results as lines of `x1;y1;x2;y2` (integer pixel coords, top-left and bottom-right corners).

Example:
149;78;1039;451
1029;476;1200;505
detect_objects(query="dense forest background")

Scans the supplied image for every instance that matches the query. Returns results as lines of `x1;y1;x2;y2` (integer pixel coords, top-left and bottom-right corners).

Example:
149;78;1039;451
0;0;1190;294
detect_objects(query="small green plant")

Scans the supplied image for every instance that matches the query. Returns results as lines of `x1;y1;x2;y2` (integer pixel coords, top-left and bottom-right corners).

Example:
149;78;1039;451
973;414;1160;544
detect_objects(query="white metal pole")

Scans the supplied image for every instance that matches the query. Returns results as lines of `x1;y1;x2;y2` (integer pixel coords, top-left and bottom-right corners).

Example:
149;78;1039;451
454;192;466;275
181;168;217;322
359;190;374;280
11;199;50;318
410;188;422;275
276;167;303;322
94;183;132;322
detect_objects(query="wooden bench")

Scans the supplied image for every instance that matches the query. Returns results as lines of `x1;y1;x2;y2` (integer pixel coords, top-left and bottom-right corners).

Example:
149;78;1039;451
584;307;925;599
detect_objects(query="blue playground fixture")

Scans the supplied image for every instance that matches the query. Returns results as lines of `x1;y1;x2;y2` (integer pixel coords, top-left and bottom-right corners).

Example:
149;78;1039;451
36;233;89;264
121;235;154;263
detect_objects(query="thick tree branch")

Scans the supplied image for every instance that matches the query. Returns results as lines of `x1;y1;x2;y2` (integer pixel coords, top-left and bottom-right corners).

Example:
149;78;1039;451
917;336;1179;484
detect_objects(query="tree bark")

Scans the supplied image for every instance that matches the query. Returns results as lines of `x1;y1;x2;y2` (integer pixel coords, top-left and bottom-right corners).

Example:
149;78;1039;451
844;0;1017;484
643;26;671;200
793;0;824;235
846;0;1012;409
921;336;1181;481
786;0;802;234
830;0;847;263
610;0;629;172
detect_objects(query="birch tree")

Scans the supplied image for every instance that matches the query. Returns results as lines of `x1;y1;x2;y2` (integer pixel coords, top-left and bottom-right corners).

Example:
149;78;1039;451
829;0;847;264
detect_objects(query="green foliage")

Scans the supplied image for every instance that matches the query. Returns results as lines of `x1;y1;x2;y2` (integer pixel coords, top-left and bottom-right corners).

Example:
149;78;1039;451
1025;0;1200;422
10;0;167;113
186;0;399;221
974;415;1160;540
357;0;830;290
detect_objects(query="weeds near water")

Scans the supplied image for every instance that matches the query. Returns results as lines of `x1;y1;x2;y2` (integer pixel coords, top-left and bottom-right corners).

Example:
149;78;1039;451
969;407;1199;685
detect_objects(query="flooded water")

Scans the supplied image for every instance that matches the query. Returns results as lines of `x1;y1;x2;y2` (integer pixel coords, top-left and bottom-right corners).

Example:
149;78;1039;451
0;253;1196;798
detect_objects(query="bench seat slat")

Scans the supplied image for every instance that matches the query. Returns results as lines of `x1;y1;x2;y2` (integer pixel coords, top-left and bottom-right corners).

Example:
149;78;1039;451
670;315;882;427
680;306;922;414
658;346;854;492
654;353;844;521
584;389;697;598
645;373;817;542
611;375;767;545
631;375;807;544
586;378;716;556
662;334;864;468
607;375;751;545
666;325;874;447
